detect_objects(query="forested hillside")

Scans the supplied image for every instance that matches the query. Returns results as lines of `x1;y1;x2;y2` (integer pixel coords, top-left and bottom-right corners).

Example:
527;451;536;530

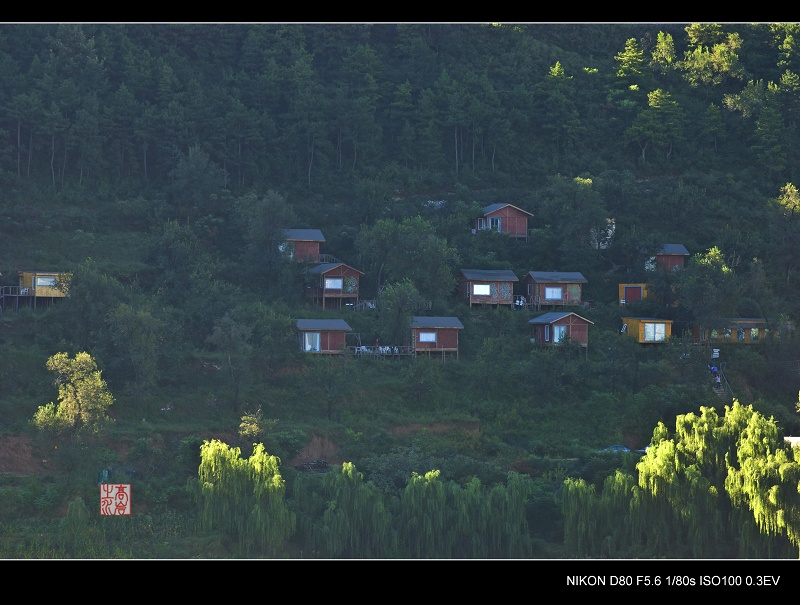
2;23;800;559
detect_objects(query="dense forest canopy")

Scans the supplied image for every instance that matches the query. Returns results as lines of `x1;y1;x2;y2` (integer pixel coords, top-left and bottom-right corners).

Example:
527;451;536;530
3;23;800;559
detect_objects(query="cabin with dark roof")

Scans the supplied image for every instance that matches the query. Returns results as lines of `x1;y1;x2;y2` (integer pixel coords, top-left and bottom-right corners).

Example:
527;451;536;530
529;311;593;348
282;229;325;262
522;271;587;310
411;316;464;359
646;244;690;272
472;203;533;239
622;317;673;344
459;269;519;308
305;263;364;309
1;271;70;311
296;318;351;353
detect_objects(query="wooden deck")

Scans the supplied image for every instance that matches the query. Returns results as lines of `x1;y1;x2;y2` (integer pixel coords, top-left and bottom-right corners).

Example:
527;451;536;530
0;286;61;311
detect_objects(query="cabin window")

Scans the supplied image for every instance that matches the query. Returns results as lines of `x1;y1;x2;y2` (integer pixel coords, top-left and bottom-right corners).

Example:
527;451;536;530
750;328;760;342
36;277;57;287
643;323;666;342
645;256;657;272
553;325;567;343
545;287;562;300
723;328;732;341
737;328;746;342
473;284;491;296
325;277;343;290
710;329;719;340
419;332;436;343
544;325;549;342
476;218;486;230
304;332;320;352
489;217;501;232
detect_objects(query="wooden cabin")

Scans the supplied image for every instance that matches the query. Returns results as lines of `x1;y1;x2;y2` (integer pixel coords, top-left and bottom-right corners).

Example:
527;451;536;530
411;316;464;359
296;318;351;354
529;312;593;348
646;244;690;272
472;203;533;239
459;269;519;308
1;271;70;311
282;229;325;262
305;263;363;309
618;283;649;306
621;317;673;344
691;318;779;345
522;271;587;310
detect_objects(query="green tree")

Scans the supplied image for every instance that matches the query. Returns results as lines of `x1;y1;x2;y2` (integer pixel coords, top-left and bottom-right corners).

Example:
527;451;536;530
304;462;397;558
194;439;295;555
769;182;800;285
625;89;685;164
678;246;740;330
615;38;646;80
650;31;677;74
207;313;253;410
33;352;114;437
378;279;424;350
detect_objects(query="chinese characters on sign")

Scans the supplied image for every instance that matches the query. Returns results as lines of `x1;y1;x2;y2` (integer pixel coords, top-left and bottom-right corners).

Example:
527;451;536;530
100;483;131;516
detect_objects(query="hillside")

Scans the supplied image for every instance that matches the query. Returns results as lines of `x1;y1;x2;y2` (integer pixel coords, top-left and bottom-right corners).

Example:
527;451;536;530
2;23;800;559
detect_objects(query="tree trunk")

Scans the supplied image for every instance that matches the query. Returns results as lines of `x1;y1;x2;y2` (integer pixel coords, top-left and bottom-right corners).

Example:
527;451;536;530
454;125;458;174
16;121;20;178
51;133;56;190
307;132;315;188
27;129;32;178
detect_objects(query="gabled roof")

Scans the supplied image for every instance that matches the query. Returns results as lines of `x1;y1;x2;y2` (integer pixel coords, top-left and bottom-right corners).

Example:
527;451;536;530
284;228;325;242
411;316;464;329
296;318;352;331
480;203;533;217
460;269;519;282
525;271;587;283
658;244;689;256
528;312;594;325
306;262;364;275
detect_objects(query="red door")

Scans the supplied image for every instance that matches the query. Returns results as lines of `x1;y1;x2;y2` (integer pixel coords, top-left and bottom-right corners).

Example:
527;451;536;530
624;286;642;303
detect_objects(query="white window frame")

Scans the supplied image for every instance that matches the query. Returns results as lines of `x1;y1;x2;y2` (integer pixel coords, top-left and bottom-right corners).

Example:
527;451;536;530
304;332;321;352
544;286;562;300
473;283;491;296
325;277;343;290
553;325;567;343
419;331;437;343
544;325;550;342
36;276;57;287
643;322;666;342
489;217;501;232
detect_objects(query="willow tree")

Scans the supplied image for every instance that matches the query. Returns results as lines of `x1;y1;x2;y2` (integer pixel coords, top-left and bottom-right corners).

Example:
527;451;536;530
32;351;114;437
195;439;295;556
562;401;799;558
397;470;450;558
725;405;800;558
302;462;396;558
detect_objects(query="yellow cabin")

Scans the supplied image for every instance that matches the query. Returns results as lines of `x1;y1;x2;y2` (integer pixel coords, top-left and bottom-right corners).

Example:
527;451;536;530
621;317;673;344
18;271;70;297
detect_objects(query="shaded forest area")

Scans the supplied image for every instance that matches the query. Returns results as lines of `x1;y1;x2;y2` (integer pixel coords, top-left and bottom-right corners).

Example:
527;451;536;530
2;23;800;558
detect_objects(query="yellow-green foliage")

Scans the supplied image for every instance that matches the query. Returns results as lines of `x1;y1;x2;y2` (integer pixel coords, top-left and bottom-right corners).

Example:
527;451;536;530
32;352;114;436
195;439;295;556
